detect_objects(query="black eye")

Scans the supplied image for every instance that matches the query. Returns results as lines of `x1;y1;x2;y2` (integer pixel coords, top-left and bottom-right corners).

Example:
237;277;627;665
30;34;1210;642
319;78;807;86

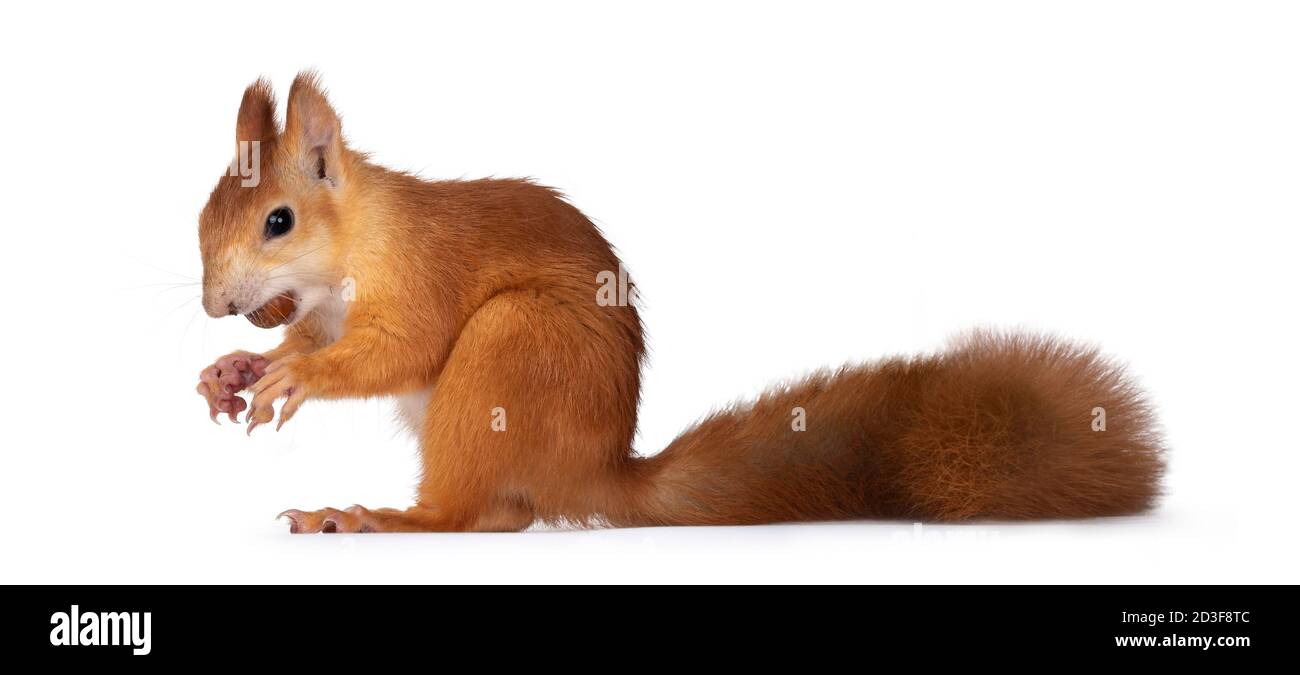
265;207;294;238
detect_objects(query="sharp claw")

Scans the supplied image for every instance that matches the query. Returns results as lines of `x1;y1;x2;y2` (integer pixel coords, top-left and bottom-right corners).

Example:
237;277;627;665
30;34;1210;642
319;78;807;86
247;419;261;436
228;408;240;423
210;409;221;425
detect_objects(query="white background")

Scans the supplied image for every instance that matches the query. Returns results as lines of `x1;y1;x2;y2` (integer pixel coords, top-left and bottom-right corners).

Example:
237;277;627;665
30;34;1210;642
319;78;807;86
1;1;1296;583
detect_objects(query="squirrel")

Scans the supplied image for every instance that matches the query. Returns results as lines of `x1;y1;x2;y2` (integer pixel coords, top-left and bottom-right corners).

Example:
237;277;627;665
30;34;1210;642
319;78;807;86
196;73;1165;532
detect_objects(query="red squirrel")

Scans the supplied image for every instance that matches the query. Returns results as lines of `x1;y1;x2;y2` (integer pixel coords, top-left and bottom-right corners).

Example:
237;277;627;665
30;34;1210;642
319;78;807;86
196;73;1165;532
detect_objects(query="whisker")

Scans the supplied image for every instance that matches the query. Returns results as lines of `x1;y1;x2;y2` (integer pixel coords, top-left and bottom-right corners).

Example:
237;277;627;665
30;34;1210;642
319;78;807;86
180;303;204;355
265;268;338;278
128;281;203;291
130;256;201;281
163;294;201;320
264;272;338;283
264;243;330;275
150;285;205;299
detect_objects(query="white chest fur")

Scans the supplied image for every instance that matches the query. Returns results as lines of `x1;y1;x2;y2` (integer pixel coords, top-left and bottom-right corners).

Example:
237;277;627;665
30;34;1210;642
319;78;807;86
313;293;350;345
307;293;431;434
395;387;434;434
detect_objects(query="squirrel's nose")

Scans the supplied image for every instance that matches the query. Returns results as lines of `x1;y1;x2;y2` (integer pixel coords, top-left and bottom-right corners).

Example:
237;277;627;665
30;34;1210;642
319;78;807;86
227;302;238;316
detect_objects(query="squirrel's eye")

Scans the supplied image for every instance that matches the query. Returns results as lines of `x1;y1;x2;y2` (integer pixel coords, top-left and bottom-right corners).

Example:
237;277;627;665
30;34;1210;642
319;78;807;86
265;207;294;238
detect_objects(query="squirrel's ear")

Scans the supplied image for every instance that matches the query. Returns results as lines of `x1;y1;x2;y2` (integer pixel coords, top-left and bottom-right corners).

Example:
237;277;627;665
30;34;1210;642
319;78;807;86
285;71;345;188
235;78;279;146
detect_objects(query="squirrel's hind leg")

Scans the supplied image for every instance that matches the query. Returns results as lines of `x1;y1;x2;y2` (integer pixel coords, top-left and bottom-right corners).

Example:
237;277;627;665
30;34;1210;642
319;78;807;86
276;287;638;533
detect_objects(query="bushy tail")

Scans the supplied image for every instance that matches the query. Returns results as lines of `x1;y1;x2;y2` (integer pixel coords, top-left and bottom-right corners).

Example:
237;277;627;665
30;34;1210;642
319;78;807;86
615;331;1165;525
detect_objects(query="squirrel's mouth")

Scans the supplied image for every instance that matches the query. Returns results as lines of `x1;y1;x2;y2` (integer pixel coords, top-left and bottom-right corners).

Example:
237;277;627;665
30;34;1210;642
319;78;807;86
245;292;299;329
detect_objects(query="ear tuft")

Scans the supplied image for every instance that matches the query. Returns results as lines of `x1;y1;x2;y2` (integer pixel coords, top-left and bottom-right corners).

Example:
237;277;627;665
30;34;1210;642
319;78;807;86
285;70;345;186
236;77;279;146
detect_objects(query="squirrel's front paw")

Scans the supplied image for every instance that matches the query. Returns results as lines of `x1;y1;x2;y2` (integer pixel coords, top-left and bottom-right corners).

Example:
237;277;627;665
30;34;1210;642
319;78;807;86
246;355;311;434
197;351;269;423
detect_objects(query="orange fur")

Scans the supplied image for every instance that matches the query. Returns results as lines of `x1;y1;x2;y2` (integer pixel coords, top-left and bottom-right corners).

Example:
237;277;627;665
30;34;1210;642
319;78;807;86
195;73;1165;532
